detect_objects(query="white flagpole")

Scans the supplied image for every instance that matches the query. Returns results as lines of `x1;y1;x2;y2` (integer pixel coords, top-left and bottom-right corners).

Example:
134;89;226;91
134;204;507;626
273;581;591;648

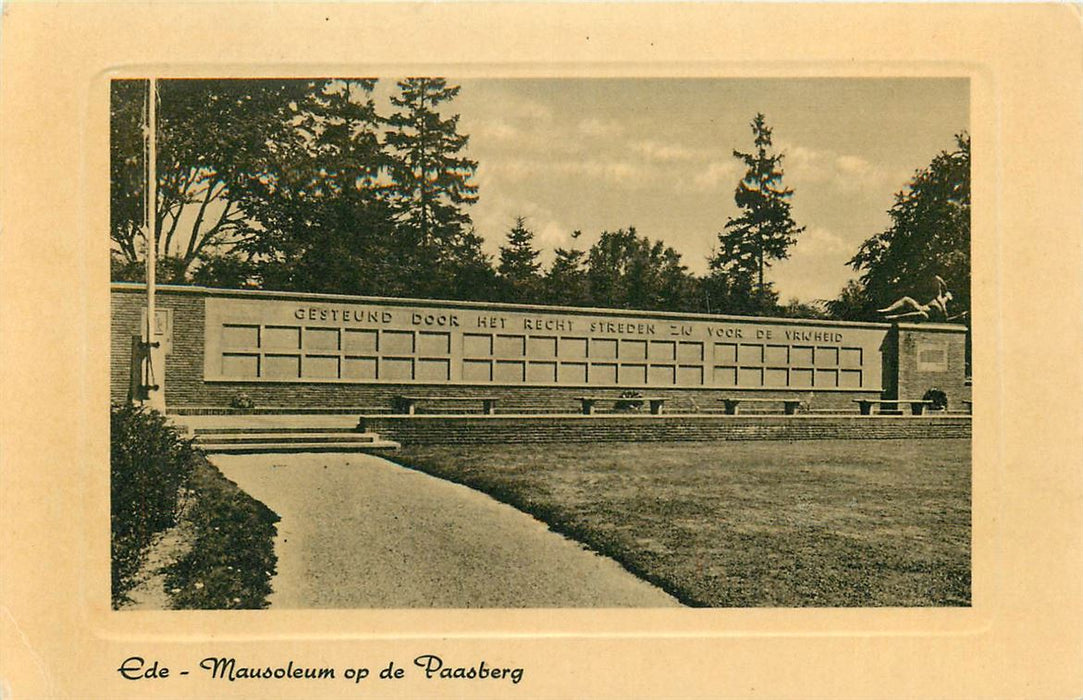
143;77;164;410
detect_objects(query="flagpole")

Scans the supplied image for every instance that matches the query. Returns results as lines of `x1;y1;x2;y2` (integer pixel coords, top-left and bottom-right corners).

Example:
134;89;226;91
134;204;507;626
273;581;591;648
143;77;164;410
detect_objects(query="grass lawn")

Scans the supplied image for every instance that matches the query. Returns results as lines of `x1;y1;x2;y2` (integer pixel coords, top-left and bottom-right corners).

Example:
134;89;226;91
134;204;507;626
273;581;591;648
391;439;970;607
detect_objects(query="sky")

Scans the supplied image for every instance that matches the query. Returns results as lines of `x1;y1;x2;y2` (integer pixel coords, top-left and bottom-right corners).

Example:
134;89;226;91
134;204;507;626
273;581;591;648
380;78;968;304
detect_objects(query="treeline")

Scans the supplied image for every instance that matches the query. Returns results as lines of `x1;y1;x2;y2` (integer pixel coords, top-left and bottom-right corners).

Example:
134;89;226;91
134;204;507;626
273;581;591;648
112;79;970;322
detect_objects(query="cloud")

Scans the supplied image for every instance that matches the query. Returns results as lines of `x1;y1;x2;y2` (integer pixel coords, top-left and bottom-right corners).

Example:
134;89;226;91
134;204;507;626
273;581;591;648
481;156;655;189
769;225;857;302
792;224;850;256
632;139;699;163
577;117;624;138
471;117;520;143
692;160;743;192
780;140;907;195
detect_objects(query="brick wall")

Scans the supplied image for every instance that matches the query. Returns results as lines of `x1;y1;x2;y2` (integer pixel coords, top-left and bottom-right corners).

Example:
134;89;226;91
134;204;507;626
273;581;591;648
892;325;969;410
112;286;970;414
361;414;972;445
111;288;206;405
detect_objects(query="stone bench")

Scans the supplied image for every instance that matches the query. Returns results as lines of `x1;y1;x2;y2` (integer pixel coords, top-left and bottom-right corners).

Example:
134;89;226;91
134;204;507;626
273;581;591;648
852;398;937;416
393;395;499;415
719;397;805;415
577;396;667;415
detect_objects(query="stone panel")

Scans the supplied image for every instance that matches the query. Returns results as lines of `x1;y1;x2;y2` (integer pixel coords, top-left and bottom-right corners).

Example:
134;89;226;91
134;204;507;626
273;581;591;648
343;329;378;354
304;327;339;351
222;324;258;349
264;326;300;350
222;353;258;377
265;354;300;379
303;355;340;379
619;364;647;384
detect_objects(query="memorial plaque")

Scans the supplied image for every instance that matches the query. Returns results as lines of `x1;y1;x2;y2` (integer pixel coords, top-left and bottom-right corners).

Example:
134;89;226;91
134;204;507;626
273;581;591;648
201;295;886;390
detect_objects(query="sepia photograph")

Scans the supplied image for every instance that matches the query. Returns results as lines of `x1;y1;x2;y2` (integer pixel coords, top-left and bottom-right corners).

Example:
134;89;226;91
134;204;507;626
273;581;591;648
3;3;1081;698
110;76;972;610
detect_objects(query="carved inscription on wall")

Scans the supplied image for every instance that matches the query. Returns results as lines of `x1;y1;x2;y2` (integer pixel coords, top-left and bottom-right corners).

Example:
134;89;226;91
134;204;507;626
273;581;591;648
204;296;886;390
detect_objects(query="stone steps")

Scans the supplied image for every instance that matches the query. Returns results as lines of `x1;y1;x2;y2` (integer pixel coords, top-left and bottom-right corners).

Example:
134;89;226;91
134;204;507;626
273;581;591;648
188;426;400;454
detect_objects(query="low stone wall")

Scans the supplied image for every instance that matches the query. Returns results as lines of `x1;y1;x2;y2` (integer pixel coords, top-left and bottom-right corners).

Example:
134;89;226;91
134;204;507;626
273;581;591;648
360;414;972;446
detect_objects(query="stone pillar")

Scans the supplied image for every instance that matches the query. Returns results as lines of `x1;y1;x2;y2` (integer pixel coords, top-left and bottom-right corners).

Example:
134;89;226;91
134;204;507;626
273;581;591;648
883;323;969;409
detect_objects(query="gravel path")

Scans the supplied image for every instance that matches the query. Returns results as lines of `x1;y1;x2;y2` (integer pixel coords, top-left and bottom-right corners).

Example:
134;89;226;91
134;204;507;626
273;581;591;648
212;453;680;608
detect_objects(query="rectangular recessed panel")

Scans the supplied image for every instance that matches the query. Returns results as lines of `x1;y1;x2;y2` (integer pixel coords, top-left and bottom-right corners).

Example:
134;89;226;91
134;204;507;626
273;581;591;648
381;357;413;381
765;344;789;364
791;346;814;365
840;347;863;369
678;342;704;363
676;365;704;386
343;356;377;380
264;354;301;379
494;360;525;382
839;369;862;388
559;337;588;359
222;324;259;349
418;331;451;355
527;336;557;358
382;331;414;355
649;365;676;385
463;333;492;357
527;361;557;383
263;325;300;350
619;364;647;384
738;367;764;387
589;363;618;385
738;344;763;364
304;327;339;351
495;334;526;357
591;338;618;359
417;358;451;381
791;367;814;388
343;329;378;353
462;359;492;382
815;346;839;366
714;343;738;364
621;339;647;360
558;362;587;384
765;367;789;387
222;353;258;377
649;341;675;361
303;355;339;379
917;343;949;372
712;366;738;387
815;369;839;388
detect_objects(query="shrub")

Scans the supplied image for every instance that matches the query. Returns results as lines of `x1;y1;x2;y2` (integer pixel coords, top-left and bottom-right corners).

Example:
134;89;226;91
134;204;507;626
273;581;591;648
922;388;949;411
163;458;279;609
229;392;255;409
615;390;644;412
111;403;198;607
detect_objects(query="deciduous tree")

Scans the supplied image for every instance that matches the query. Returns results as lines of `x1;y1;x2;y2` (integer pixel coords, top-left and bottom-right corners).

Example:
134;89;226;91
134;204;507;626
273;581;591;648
586;228;696;311
846;133;971;320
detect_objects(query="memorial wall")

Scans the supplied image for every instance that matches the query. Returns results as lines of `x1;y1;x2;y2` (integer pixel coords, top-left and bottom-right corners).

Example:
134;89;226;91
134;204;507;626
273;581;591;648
203;294;886;391
111;284;969;411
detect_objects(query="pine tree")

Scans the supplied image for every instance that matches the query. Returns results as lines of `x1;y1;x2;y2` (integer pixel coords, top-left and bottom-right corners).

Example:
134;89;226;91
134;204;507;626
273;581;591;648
544;231;590;306
383;78;479;294
711;113;804;304
497;216;542;302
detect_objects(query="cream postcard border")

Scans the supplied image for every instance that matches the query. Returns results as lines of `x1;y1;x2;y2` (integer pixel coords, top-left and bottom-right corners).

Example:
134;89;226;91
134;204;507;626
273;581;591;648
1;4;1080;698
